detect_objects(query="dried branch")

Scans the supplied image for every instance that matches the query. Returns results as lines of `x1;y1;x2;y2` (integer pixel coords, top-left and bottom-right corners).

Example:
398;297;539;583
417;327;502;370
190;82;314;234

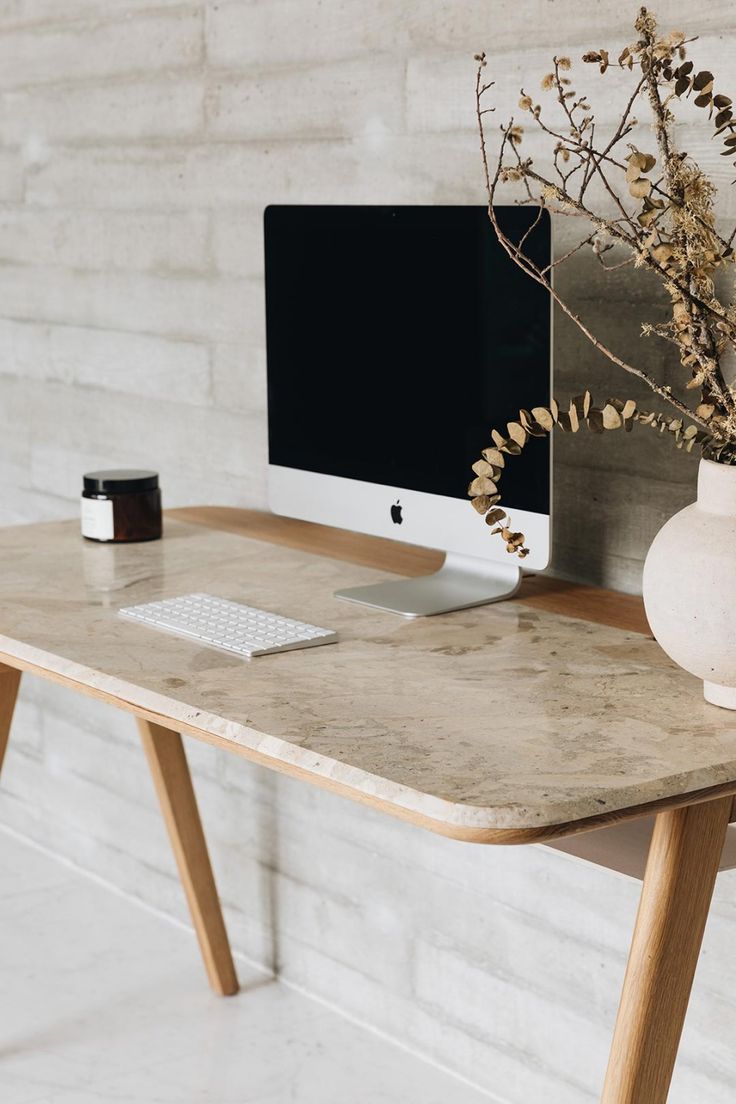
471;4;736;508
477;109;717;432
467;8;736;555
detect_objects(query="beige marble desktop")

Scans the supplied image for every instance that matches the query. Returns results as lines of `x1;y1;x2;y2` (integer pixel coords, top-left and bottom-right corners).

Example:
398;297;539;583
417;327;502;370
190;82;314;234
1;518;735;837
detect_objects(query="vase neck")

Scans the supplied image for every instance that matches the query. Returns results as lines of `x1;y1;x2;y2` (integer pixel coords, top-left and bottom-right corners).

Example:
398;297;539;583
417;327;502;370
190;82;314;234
697;458;736;515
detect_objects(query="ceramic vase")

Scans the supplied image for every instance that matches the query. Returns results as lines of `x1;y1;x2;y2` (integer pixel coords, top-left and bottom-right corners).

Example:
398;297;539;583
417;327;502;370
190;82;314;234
643;457;736;709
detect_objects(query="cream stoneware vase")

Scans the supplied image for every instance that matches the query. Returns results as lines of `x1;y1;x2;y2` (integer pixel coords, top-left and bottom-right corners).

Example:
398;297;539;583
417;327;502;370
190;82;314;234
643;458;736;709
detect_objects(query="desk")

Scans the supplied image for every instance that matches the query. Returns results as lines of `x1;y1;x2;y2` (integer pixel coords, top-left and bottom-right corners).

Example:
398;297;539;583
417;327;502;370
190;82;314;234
1;508;734;1104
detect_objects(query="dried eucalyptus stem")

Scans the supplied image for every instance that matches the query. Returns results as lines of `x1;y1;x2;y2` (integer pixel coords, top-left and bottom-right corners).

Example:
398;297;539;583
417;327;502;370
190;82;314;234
470;391;714;558
470;6;736;557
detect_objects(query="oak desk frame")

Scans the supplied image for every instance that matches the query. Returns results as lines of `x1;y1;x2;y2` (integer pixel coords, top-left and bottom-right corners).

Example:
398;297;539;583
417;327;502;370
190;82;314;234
0;506;730;1104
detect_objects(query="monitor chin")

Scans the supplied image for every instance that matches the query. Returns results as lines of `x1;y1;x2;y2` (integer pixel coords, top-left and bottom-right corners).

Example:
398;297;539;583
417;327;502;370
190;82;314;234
268;463;550;616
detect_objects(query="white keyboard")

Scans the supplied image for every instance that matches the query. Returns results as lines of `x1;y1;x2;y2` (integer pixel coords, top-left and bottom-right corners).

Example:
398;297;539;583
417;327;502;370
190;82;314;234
119;592;338;658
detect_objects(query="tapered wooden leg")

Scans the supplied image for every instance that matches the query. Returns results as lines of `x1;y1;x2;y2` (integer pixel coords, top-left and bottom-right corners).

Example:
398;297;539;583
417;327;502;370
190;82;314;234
0;663;21;775
601;795;731;1104
137;718;239;996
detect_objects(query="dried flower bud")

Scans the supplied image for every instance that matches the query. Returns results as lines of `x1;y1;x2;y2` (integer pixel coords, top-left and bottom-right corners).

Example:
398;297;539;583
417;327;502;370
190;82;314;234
518;94;533;111
541;73;555;91
541;183;561;202
557;56;572;70
635;9;656;36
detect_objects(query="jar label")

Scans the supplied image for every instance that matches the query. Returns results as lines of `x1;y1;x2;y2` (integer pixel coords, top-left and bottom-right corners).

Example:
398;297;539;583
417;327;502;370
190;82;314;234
81;496;114;541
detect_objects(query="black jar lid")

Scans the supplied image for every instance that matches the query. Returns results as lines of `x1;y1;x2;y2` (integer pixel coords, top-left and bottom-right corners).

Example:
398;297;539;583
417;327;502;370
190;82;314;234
83;469;159;495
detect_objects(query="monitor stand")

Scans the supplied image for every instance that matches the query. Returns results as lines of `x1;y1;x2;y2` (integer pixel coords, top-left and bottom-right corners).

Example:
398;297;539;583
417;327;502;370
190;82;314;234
334;552;522;618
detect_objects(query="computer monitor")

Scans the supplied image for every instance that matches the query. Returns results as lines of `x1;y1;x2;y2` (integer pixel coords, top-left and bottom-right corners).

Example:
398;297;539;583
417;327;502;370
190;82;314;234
264;205;552;617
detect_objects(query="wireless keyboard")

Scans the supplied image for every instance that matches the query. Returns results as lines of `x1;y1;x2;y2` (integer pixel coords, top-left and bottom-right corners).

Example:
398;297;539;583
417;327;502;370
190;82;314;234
119;592;338;658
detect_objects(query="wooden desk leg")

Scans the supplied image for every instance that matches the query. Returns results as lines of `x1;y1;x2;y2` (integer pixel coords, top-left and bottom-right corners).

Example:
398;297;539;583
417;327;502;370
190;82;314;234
137;718;239;996
0;664;21;775
601;795;731;1104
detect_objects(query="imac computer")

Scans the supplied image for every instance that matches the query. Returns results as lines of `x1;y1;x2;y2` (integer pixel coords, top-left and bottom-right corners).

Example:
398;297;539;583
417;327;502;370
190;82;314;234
264;205;551;617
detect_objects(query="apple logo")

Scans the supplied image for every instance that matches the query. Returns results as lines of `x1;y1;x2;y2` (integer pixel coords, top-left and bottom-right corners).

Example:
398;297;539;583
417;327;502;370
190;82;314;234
390;500;403;525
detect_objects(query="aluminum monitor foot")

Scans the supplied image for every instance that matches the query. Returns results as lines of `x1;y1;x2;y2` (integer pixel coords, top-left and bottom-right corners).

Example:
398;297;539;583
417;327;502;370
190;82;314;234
334;552;522;618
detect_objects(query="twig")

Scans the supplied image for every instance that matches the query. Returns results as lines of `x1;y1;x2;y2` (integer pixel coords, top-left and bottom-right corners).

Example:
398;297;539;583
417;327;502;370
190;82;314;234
475;81;719;435
541;233;596;276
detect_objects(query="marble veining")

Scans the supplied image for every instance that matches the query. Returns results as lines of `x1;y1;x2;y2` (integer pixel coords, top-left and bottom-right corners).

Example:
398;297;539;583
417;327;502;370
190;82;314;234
2;518;736;833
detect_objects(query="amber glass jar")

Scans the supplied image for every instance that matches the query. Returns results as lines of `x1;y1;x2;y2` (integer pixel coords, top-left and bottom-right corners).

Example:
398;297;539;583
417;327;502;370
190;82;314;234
81;470;162;543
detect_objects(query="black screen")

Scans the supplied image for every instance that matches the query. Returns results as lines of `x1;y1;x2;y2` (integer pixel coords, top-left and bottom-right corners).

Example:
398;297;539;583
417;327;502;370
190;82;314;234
264;205;550;513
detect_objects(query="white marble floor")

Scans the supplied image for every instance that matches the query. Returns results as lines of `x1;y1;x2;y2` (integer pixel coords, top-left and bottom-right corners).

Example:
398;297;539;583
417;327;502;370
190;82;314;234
0;828;490;1104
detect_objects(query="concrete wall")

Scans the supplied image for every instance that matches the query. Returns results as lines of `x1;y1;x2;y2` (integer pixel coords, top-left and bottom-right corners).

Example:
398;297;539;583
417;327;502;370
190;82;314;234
1;3;736;1101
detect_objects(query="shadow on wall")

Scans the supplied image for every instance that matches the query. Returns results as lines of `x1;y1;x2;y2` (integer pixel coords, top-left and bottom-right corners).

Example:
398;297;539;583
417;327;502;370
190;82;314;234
545;227;699;593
